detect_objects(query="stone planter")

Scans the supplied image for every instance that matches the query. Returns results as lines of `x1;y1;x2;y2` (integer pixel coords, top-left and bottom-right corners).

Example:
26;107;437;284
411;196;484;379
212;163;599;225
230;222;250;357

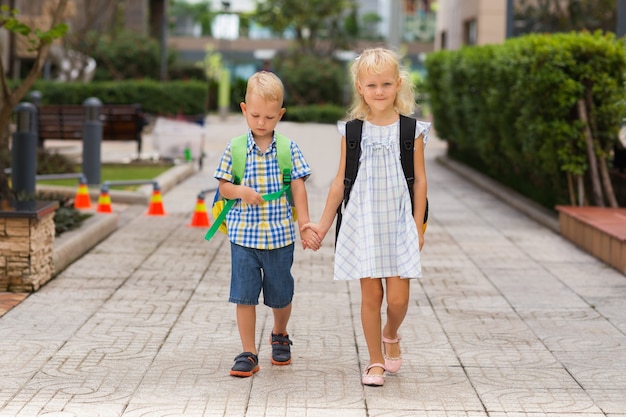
556;205;626;275
0;200;59;292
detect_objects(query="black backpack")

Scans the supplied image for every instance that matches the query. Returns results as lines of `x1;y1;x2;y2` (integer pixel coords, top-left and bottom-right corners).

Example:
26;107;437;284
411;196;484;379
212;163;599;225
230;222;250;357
336;115;429;239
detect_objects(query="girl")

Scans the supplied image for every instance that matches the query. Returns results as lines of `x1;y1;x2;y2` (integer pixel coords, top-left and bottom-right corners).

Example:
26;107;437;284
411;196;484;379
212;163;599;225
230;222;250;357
302;48;429;387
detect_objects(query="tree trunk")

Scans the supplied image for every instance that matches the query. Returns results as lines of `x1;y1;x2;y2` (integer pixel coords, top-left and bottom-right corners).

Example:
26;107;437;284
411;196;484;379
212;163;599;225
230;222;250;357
567;172;576;205
599;157;619;207
0;0;69;203
577;98;605;206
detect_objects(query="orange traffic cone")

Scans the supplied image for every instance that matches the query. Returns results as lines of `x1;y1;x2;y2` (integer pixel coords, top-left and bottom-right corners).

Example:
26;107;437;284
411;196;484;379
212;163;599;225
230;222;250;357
73;179;92;209
96;189;112;213
146;184;166;216
188;197;210;227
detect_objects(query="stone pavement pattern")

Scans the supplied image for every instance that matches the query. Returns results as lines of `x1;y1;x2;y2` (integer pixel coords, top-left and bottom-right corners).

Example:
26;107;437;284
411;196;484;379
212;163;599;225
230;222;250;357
0;115;625;416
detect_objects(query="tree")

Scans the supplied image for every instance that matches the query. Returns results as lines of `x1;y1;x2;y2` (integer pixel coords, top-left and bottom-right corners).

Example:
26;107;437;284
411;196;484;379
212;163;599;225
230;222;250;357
0;1;69;203
514;0;616;36
170;0;215;36
254;0;357;55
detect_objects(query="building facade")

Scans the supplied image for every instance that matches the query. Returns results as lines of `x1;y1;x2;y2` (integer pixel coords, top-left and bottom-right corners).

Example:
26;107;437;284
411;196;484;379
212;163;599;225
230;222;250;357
434;0;507;50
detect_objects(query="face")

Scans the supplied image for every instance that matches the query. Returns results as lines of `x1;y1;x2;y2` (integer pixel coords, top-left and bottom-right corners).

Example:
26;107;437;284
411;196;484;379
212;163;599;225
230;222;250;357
356;67;401;113
240;92;285;142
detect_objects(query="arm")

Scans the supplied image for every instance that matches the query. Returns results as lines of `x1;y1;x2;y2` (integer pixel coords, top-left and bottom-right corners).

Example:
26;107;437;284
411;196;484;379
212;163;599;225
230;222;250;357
412;133;428;250
218;179;264;205
302;136;347;242
291;177;320;250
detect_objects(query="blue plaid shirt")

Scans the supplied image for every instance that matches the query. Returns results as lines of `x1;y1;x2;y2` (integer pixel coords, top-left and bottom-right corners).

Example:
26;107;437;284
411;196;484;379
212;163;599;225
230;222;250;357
214;131;311;250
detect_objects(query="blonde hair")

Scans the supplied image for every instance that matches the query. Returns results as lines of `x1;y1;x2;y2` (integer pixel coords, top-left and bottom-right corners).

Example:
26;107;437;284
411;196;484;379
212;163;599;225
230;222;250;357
245;71;285;105
348;48;415;120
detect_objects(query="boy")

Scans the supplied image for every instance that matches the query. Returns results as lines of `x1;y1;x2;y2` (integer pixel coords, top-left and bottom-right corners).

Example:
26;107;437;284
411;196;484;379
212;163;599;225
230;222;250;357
214;71;319;377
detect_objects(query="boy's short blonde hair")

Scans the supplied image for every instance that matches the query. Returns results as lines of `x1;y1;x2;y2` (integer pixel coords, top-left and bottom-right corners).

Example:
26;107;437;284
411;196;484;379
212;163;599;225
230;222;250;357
245;71;285;105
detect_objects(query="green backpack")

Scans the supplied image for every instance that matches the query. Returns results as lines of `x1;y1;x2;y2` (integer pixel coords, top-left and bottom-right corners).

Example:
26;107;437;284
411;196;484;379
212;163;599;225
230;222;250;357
205;133;294;241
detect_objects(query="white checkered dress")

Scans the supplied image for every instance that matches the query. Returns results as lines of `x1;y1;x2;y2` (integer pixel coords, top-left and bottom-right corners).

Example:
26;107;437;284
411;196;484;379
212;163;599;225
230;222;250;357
334;119;430;280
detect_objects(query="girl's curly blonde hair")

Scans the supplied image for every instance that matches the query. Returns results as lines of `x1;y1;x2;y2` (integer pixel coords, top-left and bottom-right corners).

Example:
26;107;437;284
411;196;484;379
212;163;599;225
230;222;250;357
348;48;415;120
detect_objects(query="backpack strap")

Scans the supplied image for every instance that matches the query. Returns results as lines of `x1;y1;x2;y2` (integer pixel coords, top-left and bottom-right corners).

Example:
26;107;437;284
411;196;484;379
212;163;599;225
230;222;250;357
399;115;428;225
230;134;248;185
275;133;292;182
344;119;363;204
399;115;417;213
335;119;363;241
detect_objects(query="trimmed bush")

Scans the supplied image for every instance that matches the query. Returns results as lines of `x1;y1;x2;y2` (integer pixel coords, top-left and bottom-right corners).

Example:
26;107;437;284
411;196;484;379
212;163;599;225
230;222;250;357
424;31;626;208
285;104;347;124
30;79;208;115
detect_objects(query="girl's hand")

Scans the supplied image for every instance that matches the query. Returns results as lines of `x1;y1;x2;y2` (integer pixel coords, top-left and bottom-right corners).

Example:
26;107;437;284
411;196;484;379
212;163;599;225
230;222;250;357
301;227;321;251
302;223;328;245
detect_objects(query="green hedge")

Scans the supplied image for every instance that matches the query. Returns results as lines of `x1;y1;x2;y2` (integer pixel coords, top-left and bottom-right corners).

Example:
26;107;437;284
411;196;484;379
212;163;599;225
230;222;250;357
284;104;347;124
424;31;626;208
30;79;208;115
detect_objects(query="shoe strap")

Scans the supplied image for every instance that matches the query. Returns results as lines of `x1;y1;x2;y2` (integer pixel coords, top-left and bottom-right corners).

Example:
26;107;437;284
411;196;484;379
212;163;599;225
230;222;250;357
271;334;293;345
366;363;386;373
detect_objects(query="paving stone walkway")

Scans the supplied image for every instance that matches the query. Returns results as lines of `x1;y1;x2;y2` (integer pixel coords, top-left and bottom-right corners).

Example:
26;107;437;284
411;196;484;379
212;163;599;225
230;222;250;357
0;115;624;416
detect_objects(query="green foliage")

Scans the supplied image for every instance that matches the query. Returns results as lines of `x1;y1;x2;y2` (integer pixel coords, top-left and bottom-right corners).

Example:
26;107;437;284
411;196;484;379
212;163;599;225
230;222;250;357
0;5;68;50
85;29;175;81
31;79;207;115
36;150;75;174
254;0;357;54
272;52;344;106
284;104;346;124
424;31;626;208
514;0;616;36
169;0;214;36
35;190;90;236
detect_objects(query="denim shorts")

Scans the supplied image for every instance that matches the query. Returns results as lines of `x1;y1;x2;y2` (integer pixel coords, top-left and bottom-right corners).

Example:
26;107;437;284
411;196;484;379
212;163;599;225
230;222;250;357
229;242;294;308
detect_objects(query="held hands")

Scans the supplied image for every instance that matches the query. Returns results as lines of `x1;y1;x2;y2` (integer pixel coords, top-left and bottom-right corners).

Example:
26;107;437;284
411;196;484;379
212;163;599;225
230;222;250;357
300;223;327;251
300;227;321;251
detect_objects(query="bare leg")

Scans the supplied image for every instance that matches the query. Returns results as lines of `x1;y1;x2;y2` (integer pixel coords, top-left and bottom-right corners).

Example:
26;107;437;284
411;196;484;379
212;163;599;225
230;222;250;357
360;278;385;375
272;303;292;335
382;277;410;358
236;304;257;354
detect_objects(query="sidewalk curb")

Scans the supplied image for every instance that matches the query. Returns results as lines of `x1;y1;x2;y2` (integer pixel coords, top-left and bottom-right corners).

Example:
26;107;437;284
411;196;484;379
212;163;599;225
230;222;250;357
53;212;119;274
37;163;195;205
49;163;196;277
436;155;560;233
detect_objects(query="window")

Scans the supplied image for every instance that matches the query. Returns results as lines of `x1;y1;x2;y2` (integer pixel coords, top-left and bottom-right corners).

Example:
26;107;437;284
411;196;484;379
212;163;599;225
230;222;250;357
464;19;477;45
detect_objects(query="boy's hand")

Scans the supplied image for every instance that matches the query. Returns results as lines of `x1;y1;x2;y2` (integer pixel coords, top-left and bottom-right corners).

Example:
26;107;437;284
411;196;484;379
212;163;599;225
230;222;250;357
301;227;321;251
302;223;327;243
240;186;264;205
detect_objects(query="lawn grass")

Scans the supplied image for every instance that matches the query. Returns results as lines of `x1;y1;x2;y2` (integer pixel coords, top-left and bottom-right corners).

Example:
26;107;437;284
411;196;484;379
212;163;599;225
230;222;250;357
37;164;174;190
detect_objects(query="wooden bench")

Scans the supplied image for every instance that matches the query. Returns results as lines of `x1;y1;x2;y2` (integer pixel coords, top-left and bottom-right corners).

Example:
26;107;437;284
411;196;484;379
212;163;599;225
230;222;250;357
556;205;626;275
37;104;148;155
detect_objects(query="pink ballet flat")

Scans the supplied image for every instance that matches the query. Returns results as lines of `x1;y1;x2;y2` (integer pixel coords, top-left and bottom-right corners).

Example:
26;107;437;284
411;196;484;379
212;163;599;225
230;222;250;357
362;363;386;387
382;334;402;373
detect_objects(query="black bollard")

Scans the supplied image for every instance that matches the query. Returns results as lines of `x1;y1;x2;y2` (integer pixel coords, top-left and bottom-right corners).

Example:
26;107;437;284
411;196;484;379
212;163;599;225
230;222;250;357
82;97;102;186
28;90;42;106
11;102;38;200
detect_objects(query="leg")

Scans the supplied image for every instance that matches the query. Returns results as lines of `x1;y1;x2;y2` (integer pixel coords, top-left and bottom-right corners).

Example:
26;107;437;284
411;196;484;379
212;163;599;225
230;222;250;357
360;278;385;375
383;277;410;352
270;303;293;365
236;304;257;354
262;244;295;365
272;303;292;335
382;277;410;371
